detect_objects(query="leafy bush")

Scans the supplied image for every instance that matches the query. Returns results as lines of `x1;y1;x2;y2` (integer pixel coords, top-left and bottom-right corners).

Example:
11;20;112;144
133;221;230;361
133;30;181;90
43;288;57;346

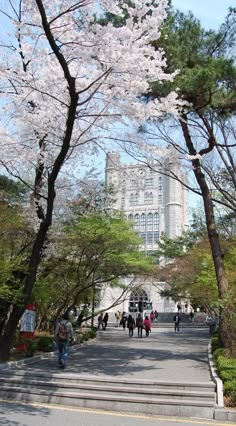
211;335;220;353
88;329;96;339
213;348;236;407
25;339;37;357
36;336;53;352
224;380;236;403
213;348;227;362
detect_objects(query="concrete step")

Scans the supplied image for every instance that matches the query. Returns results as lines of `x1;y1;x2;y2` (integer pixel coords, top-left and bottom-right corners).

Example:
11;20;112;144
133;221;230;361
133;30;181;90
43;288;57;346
0;371;216;419
0;377;216;402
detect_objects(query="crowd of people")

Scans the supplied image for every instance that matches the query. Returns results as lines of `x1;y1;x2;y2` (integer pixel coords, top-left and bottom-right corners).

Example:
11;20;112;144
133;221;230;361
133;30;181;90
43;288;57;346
53;306;218;370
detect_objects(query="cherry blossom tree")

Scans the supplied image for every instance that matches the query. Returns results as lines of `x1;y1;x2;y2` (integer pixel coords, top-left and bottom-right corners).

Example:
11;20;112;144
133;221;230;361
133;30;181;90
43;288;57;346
0;0;179;360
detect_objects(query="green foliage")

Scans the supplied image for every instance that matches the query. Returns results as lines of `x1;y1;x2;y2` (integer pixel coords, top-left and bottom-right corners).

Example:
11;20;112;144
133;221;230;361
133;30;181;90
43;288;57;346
213;342;236;405
151;9;236;113
213;348;227;361
36;336;53;352
33;211;153;328
0;175;33;305
157;231;197;259
211;335;221;353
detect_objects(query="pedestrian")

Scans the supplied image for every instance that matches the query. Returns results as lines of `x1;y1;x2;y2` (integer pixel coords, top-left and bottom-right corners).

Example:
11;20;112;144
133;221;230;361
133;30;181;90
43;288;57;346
127;314;135;337
54;313;74;369
121;311;127;330
136;313;143;338
189;311;194;322
206;315;216;336
177;302;182;313
143;315;152;337
154;310;159;322
150;311;154;323
97;313;103;329
118;311;122;327
102;312;109;330
173;312;181;332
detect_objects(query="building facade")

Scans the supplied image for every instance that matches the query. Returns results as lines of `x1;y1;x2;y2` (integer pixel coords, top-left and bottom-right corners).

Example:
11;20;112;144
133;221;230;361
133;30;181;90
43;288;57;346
99;151;189;315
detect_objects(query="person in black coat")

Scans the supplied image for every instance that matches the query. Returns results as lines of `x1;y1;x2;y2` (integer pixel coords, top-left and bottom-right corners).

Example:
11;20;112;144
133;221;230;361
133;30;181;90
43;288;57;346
173;313;181;332
102;312;109;330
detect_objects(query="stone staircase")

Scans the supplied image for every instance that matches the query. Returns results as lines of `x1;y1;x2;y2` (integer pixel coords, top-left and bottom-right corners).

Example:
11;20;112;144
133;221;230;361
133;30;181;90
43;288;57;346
0;370;216;418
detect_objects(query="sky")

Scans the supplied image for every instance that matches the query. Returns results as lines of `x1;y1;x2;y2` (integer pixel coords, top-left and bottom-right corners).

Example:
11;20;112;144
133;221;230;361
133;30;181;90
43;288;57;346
172;0;234;30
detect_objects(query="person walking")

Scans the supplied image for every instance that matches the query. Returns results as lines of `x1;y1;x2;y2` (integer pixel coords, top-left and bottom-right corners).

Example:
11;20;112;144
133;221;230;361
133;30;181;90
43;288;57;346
54;313;74;369
97;313;103;329
127;314;135;337
154;310;159;322
173;312;181;332
136;313;143;338
102;312;109;330
150;311;154;323
143;315;152;337
121;311;127;330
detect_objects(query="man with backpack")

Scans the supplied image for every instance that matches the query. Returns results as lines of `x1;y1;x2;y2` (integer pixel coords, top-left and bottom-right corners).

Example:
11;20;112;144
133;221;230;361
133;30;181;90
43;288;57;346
54;313;74;369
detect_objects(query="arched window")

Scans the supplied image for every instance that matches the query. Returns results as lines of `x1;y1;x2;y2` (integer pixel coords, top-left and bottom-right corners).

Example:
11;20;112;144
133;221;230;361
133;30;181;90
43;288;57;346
134;213;140;227
129;288;149;313
154;212;159;228
140;213;146;227
147;213;153;226
128;214;133;220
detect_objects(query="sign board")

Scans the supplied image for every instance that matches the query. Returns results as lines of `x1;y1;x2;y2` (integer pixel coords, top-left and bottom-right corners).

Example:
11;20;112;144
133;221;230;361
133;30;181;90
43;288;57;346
20;304;36;333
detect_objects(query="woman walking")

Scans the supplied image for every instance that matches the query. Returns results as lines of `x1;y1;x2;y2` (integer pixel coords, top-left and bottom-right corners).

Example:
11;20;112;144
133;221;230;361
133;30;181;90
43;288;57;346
127;314;135;337
143;315;152;337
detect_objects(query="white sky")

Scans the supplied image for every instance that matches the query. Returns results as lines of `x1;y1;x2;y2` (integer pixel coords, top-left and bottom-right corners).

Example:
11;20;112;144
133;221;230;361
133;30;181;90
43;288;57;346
172;0;234;29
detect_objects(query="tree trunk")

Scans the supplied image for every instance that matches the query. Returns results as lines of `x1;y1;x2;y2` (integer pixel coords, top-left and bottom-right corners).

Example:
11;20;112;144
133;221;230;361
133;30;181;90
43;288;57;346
180;118;230;347
0;305;24;362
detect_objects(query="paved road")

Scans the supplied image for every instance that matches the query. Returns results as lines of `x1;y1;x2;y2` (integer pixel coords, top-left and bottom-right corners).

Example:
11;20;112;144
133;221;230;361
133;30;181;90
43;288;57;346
0;400;235;426
14;326;212;383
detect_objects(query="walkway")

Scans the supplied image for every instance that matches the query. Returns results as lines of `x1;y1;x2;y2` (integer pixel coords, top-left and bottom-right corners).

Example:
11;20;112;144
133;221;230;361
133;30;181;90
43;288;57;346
14;326;212;383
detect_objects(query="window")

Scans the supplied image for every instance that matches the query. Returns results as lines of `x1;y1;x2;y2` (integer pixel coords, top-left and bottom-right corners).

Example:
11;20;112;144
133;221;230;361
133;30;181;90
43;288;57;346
158;193;162;204
144;178;153;188
134;213;140;227
144;192;153;205
154;231;159;243
154;212;159;227
147;231;153;244
121;197;125;208
158;176;162;190
130;193;139;206
139;232;146;243
147;213;153;226
140;213;146;227
128;214;133;221
130;179;137;189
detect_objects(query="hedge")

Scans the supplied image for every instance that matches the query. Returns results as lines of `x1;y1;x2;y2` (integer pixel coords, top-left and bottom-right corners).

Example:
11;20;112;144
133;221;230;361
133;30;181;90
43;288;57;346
213;341;236;406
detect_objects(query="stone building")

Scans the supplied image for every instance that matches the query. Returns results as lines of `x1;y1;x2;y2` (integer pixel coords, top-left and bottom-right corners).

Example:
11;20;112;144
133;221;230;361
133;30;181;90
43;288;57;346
98;151;189;315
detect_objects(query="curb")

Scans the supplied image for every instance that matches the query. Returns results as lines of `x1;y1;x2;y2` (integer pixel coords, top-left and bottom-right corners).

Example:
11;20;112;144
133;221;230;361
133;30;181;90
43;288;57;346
208;341;236;422
0;338;95;371
0;350;56;370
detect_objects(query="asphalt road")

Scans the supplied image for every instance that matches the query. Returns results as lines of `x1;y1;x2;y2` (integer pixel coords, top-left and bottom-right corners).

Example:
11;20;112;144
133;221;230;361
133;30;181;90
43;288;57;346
0;400;235;426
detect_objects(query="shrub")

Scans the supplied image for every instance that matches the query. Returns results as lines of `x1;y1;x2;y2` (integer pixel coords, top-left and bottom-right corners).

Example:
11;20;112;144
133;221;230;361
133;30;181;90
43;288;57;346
211;335;220;353
213;349;236;407
213;348;227;362
36;336;53;352
25;339;37;357
224;380;236;402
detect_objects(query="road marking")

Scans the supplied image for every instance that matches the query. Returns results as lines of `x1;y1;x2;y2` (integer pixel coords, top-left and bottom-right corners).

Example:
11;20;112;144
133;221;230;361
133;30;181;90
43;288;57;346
0;399;234;426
